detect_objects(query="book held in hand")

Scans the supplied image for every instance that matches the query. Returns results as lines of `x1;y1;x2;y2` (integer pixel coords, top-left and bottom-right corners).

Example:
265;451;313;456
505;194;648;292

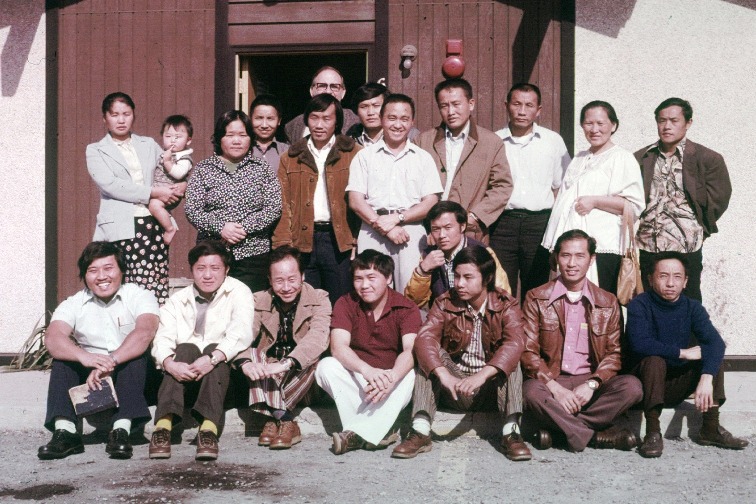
68;376;120;417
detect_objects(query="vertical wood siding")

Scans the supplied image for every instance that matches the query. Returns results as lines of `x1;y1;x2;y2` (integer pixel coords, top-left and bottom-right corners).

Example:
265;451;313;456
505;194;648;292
387;0;563;133
56;0;216;300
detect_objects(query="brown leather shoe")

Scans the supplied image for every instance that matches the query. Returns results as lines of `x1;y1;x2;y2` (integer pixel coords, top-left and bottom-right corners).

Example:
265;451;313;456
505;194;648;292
501;431;532;461
195;430;219;461
698;425;749;450
331;430;364;455
638;431;663;458
258;420;280;446
148;428;171;459
391;429;432;459
590;427;637;451
532;429;553;450
365;429;400;450
270;420;301;450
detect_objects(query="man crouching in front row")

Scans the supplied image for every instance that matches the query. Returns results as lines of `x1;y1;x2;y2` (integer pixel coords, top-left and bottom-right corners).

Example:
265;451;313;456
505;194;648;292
393;245;532;461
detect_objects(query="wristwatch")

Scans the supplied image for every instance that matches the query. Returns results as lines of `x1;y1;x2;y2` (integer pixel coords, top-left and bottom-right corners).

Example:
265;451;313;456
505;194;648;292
398;212;406;223
586;379;600;390
209;354;220;367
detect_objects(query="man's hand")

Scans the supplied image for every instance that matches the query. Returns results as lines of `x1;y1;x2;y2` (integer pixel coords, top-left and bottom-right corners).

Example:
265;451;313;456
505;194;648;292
574;196;596;216
86;369;110;391
386;226;410;245
188;355;215;380
572;383;595;407
455;372;488;398
164;359;198;382
221;222;247;245
680;346;702;361
373;214;400;235
419;250;445;274
363;367;395;391
241;361;267;381
263;362;289;377
435;367;462;400
364;378;398;404
547;380;582;415
694;374;715;413
79;351;115;374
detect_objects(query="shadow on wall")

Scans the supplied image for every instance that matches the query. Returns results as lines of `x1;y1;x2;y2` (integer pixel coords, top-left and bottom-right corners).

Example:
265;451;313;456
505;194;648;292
0;1;44;97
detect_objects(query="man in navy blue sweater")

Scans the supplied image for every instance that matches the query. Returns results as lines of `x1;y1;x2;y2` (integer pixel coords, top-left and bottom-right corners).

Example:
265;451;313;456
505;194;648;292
626;251;748;457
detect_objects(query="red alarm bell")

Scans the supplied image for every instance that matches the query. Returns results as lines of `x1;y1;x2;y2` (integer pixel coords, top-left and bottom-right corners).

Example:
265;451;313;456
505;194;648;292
442;39;465;78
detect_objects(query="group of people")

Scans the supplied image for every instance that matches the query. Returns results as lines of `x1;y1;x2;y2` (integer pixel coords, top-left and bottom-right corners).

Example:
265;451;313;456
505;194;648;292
38;65;747;464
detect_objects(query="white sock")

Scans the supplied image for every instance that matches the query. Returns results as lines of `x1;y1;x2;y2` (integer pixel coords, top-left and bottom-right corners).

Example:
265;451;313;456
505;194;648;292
54;418;76;434
502;413;520;436
412;415;432;436
112;418;132;433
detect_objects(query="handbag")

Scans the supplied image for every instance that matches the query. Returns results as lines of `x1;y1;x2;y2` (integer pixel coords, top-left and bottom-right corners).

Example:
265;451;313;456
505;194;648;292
616;201;643;305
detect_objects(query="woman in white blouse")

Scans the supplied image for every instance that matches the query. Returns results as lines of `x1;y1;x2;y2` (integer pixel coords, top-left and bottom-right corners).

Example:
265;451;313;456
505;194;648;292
541;100;644;294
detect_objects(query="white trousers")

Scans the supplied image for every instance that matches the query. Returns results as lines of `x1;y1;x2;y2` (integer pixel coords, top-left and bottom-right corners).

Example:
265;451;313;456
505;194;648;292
315;356;415;445
357;222;427;294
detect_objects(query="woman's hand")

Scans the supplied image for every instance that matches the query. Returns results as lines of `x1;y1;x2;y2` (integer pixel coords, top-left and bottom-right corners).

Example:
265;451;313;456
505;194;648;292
151;185;180;205
574;196;597;216
221;222;247;245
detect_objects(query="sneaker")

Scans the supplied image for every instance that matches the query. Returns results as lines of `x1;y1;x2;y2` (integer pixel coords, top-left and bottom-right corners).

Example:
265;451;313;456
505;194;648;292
38;429;84;460
698;425;749;450
331;430;364;455
148;428;172;459
105;428;133;459
391;429;432;459
195;430;219;461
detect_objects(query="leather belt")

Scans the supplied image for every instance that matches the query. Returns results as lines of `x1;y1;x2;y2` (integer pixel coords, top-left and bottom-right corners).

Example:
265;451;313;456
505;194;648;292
375;208;404;215
313;222;333;231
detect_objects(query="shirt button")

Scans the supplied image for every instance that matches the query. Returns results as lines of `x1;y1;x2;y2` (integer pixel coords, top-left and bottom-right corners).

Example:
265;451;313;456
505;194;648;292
301;225;308;230
306;201;311;207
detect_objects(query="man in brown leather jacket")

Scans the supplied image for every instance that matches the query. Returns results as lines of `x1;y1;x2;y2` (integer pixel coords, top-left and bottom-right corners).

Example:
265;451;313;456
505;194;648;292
521;230;642;453
392;245;532;461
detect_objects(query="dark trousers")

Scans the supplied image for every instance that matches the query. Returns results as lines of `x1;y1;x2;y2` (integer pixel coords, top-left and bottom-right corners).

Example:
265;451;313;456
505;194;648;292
411;349;522;422
303;227;352;305
155;343;230;425
632;356;726;413
44;356;151;431
640;248;703;301
595;252;622;296
523;373;643;451
489;210;552;301
230;252;270;294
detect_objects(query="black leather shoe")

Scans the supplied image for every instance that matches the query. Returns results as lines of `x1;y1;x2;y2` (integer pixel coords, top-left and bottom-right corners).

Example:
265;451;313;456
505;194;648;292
590;427;637;451
638;432;664;458
105;428;133;459
38;429;84;460
532;429;553;450
698;426;749;450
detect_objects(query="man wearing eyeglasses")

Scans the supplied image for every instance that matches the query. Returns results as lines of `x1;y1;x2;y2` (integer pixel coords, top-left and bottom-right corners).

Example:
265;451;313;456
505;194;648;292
285;66;361;141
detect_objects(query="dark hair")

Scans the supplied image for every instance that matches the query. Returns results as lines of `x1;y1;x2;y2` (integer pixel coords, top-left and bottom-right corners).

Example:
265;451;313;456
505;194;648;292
188;240;232;268
304;93;344;135
269;245;303;274
351;249;394;279
553;229;597;256
580;100;619;133
380;93;416;119
425;200;467;231
452;245;496;291
211;110;254;156
352;82;389;110
77;241;126;281
654;97;693;122
101;92;135;115
161;114;193;138
434;78;474;101
249;94;289;143
507;83;542;105
309;66;344;87
650;251;689;276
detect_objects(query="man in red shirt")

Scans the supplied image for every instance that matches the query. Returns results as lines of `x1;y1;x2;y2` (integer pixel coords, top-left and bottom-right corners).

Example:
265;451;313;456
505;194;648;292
315;250;422;455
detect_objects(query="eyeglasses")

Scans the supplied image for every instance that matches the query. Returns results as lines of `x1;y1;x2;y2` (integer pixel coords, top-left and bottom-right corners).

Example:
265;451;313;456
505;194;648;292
312;82;344;92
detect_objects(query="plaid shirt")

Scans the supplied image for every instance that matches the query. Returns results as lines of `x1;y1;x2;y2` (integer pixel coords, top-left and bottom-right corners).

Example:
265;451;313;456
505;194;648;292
457;300;488;374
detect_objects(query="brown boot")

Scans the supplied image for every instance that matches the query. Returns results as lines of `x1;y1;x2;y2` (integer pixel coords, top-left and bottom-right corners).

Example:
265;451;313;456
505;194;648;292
391;429;432;459
258;420;280;446
270;420;301;450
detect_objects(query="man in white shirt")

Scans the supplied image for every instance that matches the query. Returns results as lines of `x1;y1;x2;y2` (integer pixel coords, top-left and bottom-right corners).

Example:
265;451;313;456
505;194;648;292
347;94;443;293
149;240;254;461
492;83;571;301
39;241;160;460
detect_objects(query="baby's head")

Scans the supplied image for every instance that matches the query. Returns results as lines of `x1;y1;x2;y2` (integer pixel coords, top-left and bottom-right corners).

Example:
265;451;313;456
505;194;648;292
161;114;193;151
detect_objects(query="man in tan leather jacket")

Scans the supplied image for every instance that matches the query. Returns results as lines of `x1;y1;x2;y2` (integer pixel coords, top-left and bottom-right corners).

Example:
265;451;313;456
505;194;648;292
392;245;531;461
521;230;642;453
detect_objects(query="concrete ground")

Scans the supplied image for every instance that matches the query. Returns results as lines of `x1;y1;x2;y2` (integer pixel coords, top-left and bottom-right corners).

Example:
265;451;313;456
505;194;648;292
1;370;754;503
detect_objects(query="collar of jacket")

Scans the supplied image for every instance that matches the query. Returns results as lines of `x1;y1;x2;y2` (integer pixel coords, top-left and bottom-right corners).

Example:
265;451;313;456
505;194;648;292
531;280;616;309
439;287;513;314
432;118;481;144
179;276;237;307
286;134;356;171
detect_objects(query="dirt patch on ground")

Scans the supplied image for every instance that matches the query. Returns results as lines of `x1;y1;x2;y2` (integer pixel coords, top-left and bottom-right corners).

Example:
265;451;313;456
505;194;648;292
0;483;76;500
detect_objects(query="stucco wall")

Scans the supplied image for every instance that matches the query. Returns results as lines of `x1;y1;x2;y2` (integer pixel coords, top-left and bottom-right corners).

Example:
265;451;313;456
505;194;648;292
575;0;756;354
0;2;46;353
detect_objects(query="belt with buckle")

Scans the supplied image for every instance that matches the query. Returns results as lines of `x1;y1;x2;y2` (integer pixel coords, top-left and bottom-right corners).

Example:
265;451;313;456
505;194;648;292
375;208;404;216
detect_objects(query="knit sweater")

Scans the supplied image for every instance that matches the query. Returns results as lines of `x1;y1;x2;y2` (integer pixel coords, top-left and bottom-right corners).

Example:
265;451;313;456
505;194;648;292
626;291;725;375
